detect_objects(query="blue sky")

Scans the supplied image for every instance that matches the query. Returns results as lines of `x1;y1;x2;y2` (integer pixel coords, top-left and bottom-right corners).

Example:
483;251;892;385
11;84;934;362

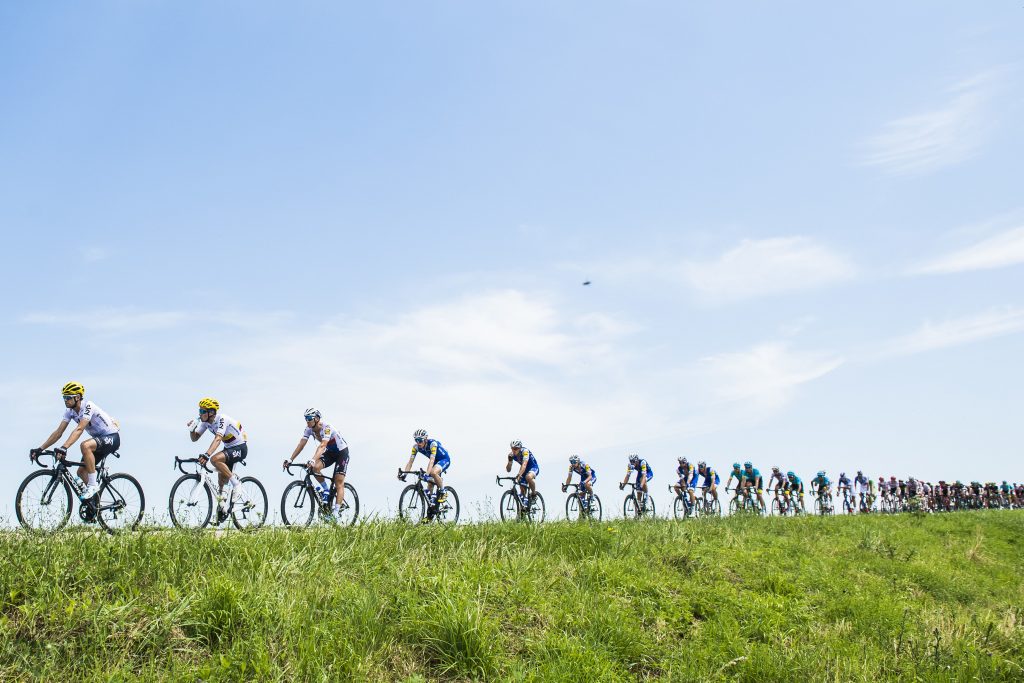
2;2;1022;522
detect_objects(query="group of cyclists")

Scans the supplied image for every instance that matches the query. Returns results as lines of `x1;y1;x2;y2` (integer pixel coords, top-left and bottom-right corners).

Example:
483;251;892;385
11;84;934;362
23;383;1024;527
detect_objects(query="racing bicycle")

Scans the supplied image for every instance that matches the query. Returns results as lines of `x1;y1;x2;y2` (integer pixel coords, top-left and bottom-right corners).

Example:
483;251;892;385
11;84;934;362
168;456;268;529
397;468;460;524
496;475;545;522
563;482;602;521
281;462;360;526
17;449;144;533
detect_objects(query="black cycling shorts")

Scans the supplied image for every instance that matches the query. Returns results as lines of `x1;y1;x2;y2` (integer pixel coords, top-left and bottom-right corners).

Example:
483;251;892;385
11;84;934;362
224;443;248;468
321;447;350;475
90;432;120;462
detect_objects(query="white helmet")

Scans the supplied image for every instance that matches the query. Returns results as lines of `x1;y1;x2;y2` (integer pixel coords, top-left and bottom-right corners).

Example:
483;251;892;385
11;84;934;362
303;408;321;421
569;454;581;465
628;453;640;464
413;428;428;440
510;439;524;449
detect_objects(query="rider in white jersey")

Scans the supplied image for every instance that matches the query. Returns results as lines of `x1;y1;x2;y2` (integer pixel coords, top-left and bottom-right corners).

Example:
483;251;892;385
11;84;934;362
284;409;351;515
188;397;249;511
31;382;120;500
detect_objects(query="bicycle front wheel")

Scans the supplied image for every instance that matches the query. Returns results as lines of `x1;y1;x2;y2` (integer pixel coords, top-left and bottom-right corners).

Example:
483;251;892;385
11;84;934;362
623;495;639;518
673;495;687;520
169;474;213;529
232;477;268;529
280;480;316;527
436;486;460;524
499;490;521;521
97;473;145;532
16;470;73;532
398;485;426;522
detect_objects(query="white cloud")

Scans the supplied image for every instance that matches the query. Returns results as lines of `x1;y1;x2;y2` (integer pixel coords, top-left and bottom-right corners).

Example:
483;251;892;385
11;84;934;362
681;237;856;303
914;224;1024;275
861;70;1002;176
881;307;1024;356
697;342;845;412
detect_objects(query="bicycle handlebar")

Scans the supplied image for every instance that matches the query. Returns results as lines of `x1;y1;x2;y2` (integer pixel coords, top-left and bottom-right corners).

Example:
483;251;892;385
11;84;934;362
496;475;525;488
174;456;213;474
284;462;311;476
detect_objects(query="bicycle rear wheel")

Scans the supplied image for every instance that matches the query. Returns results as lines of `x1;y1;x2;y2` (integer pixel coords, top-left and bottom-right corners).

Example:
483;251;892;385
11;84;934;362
499;490;521;521
232;477;268;529
436;486;460;524
16;470;73;532
280;480;316;527
641;495;656;518
97;473;145;532
332;483;359;526
526;492;545;523
398;485;426;522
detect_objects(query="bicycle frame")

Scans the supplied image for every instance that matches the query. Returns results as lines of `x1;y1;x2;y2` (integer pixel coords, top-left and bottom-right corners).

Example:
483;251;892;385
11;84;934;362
32;449;121;516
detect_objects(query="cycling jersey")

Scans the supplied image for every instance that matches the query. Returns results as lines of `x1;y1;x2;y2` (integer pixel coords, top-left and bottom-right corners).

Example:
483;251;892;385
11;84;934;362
787;476;804;493
743;468;762;482
811;475;830;489
302;422;348;451
512;448;540;473
699;468;720;486
768;471;786;489
570;462;597;483
853;474;869;487
62;400;119;438
837;475;851;488
195;413;246;445
626;460;654;482
412;439;450;465
677;463;697;486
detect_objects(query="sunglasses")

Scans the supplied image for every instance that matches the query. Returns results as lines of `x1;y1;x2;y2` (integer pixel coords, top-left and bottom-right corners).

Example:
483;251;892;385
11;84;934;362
304;416;316;422
414;437;426;443
62;395;78;401
199;409;212;415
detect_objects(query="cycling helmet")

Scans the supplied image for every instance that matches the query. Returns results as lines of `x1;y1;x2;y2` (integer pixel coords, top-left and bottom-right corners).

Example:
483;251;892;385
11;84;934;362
787;471;795;478
569;454;581;465
817;470;825;477
697;461;706;469
678;456;688;464
771;465;780;472
198;397;219;411
732;462;741;470
743;461;752;469
628;453;640;464
840;472;845;478
413;428;428;440
510;439;523;449
857;470;862;476
61;381;85;397
304;408;321;421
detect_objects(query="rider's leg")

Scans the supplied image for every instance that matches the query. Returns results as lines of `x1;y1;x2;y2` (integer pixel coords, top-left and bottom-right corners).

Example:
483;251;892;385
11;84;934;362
78;438;98;481
211;452;232;489
524;471;536;496
333;471;346;506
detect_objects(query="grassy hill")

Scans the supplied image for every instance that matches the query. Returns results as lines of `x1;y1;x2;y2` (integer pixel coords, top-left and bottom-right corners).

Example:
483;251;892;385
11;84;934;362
1;511;1022;681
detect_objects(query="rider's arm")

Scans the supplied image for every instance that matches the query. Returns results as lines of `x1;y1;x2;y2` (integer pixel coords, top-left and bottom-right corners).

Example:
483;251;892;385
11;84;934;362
60;419;89;450
517;459;528;478
564;468;573;486
38;420;70;450
287;437;308;463
188;420;204;443
205;434;223;457
505;453;513;473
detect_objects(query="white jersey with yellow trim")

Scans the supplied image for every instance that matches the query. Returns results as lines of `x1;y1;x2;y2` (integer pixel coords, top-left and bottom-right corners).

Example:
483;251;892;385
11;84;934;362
302;422;347;450
62;400;119;438
195;413;246;446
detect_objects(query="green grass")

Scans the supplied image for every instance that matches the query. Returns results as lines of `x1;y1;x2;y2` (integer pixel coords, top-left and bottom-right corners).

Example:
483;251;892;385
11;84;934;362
1;512;1023;681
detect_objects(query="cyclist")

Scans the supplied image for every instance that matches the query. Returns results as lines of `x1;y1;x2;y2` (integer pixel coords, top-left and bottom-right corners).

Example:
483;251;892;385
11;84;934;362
399;429;450;513
562;454;597;506
506;439;540;502
741;461;766;512
810;471;831;510
853;470;871;511
725;463;745;504
696;461;720;503
768;466;787;504
189;397;250;514
283;409;350;516
620;454;654;505
786;471;805;512
836;472;853;510
674;457;699;509
30;382;120;500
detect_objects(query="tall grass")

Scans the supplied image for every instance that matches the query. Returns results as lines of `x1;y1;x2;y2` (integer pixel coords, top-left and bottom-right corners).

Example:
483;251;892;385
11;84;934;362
1;512;1022;681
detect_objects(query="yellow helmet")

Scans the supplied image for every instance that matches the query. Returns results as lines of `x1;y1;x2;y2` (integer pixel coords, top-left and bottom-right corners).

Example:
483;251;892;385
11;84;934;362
62;382;85;397
198;397;220;411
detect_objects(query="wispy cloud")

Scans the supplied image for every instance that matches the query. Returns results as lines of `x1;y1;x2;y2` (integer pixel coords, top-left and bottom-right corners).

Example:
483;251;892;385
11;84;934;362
698;342;845;411
861;70;1004;176
881;307;1024;357
681;237;856;303
913;224;1024;275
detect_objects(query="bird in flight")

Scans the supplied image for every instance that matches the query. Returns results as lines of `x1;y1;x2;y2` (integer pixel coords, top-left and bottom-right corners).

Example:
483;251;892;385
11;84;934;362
582;280;591;286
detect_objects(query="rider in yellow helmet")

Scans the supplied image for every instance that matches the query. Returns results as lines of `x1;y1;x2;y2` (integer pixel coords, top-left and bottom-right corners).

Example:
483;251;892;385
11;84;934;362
188;397;250;515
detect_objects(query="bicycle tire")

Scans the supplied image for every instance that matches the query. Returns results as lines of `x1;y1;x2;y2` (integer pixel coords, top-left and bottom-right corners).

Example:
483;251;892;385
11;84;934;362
435;486;460;524
499;489;520;521
97;473;145;532
332;483;359;526
232;476;268;529
16;470;73;532
526;492;545;523
280;480;316;527
168;473;213;529
398;484;426;522
624;495;639;518
673;495;688;520
642;495;656;518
